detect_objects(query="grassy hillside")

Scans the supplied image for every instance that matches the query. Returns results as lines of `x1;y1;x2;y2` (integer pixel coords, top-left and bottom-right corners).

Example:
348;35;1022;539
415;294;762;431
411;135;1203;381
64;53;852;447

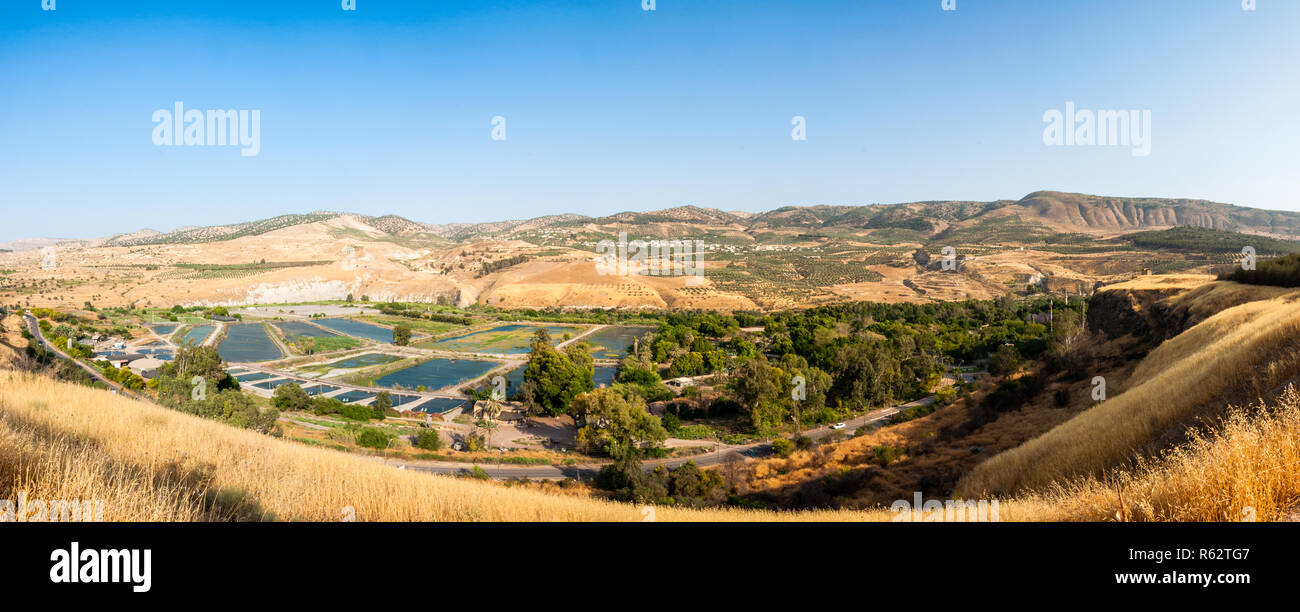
0;371;890;522
1015;386;1300;522
6;364;1300;521
958;287;1300;496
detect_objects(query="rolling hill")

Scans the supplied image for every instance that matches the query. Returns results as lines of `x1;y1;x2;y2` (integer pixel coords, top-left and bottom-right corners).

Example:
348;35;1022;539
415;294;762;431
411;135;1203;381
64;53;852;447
4;191;1300;311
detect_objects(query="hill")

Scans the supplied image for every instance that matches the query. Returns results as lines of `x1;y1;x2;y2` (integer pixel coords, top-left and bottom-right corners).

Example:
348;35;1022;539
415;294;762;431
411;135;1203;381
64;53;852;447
5;190;1300;311
958;282;1300;496
104;213;343;247
0;370;886;522
722;277;1300;520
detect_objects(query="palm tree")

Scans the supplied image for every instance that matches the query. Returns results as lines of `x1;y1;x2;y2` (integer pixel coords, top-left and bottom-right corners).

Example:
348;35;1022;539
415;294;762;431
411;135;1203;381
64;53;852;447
479;396;504;448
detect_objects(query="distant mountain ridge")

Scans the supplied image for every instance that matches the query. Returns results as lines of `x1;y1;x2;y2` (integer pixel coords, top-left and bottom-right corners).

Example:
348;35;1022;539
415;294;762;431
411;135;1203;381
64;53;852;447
24;191;1300;248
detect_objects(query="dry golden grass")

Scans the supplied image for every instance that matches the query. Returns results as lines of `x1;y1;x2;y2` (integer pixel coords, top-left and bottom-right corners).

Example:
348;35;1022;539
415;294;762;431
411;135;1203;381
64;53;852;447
0;370;893;522
959;291;1300;497
1005;387;1300;521
1102;274;1216;292
1163;280;1299;322
7;366;1300;522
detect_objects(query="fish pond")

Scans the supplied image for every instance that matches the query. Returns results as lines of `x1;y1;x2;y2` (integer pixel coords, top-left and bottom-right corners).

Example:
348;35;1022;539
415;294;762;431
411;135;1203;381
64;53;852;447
373;358;501;391
584;326;655;359
218;325;284;362
314;318;395;343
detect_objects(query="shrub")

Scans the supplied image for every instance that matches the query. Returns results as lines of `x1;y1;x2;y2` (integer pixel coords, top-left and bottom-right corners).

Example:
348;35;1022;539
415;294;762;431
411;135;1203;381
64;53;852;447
988;344;1022;376
873;445;900;465
771;438;794;458
338;402;373;421
311;396;344;416
356;428;391;449
414;429;443;451
272;382;310;412
372;391;393;419
1054;388;1071;407
661;412;681;433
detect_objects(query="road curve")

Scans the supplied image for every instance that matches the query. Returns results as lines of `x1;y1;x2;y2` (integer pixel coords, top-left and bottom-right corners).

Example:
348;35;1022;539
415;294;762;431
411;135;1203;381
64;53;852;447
22;313;151;403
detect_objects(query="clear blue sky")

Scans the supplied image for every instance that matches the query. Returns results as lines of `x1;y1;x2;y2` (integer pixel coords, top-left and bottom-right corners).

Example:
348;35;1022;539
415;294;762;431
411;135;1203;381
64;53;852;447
1;0;1297;241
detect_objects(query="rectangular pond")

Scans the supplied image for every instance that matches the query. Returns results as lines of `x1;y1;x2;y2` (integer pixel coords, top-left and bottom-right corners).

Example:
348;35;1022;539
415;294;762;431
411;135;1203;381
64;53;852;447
427;324;580;355
389;394;421;407
410;398;466;414
374;358;501;391
179;325;215;346
333;390;376;404
251;380;289;390
302;384;339;397
314;318;394;343
218;324;284;363
137;347;174;361
584;326;655;359
234;371;276;383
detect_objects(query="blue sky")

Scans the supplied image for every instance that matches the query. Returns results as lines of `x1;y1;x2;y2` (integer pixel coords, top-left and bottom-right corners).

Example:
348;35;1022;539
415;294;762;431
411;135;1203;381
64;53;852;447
1;0;1297;241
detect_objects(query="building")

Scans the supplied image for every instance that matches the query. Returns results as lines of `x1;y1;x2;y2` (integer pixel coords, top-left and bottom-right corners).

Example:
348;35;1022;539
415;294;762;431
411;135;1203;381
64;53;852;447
126;357;165;380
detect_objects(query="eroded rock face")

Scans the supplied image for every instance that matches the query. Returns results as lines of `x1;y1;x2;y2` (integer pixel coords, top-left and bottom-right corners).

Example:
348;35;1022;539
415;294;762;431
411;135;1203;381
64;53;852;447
1088;290;1153;341
1088;284;1219;347
238;280;351;304
455;285;478;308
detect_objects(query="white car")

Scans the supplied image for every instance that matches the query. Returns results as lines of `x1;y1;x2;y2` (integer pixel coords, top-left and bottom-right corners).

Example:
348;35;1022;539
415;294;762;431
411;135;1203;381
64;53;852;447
830;422;847;430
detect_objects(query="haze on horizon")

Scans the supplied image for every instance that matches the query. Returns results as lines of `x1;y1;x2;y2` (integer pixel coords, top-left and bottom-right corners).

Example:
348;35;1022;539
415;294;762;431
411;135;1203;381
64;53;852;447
1;0;1297;242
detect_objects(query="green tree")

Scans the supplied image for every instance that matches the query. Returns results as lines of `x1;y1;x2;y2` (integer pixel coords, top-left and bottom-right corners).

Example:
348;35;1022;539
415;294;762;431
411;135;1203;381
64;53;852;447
272;382;310;412
414;429;443;451
392;324;412;346
989;344;1023;376
521;330;594;416
572;388;668;460
357;428;391;449
372;391;393;419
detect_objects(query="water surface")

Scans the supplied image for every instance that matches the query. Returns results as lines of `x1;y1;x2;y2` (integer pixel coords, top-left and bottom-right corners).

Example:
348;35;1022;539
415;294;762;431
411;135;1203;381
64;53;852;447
218;324;284;362
314;318;394;343
374;358;500;391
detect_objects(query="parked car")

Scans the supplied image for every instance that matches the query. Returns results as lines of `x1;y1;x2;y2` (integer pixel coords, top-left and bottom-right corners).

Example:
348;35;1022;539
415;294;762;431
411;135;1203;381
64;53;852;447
830;422;847;430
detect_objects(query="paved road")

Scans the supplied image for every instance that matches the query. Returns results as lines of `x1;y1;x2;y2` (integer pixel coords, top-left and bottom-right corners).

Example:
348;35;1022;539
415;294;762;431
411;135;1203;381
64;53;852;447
389;395;935;480
23;313;151;402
